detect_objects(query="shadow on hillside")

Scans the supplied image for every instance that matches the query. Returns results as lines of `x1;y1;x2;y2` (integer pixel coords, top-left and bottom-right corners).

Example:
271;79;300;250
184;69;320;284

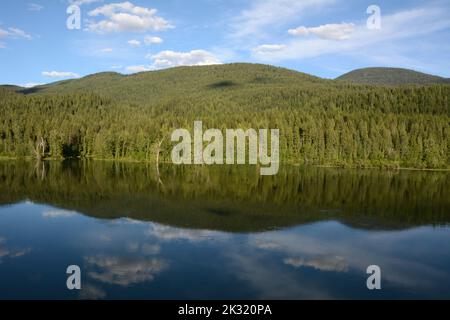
207;80;239;89
19;87;45;94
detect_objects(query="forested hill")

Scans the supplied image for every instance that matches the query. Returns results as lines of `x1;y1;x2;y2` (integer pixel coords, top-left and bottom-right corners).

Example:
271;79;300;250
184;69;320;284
0;63;449;169
4;63;327;104
337;67;450;85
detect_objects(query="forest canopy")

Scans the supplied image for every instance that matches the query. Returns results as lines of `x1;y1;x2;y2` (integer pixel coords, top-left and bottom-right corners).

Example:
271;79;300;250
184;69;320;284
0;63;449;169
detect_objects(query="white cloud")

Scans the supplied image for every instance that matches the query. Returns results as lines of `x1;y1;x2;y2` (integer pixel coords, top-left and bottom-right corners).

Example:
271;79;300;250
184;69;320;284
100;47;113;52
125;65;152;73
21;83;43;88
231;0;335;41
0;27;32;40
144;36;163;45
86;1;172;33
8;28;32;39
28;3;44;11
127;39;141;47
288;23;356;40
147;50;222;69
252;6;450;63
69;0;103;6
42;71;80;78
253;44;286;54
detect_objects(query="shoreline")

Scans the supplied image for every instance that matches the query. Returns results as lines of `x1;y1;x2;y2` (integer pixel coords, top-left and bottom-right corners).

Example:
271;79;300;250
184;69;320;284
1;156;448;172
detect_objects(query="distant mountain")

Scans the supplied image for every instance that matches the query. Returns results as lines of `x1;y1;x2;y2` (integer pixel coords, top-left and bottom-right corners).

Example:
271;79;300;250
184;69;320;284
5;63;328;103
3;65;449;101
337;67;450;85
0;84;23;92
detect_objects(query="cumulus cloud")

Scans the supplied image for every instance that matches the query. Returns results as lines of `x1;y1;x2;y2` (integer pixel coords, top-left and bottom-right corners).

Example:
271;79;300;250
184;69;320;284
252;6;450;64
28;3;44;11
21;83;43;88
231;0;335;41
125;65;152;73
144;36;163;45
42;71;80;78
85;255;168;286
100;47;113;52
86;1;172;33
126;50;221;73
253;44;286;54
288;23;355;40
148;50;222;69
127;39;141;47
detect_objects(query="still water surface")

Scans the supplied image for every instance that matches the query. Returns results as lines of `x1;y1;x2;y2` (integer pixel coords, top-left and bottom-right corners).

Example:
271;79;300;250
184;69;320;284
0;161;449;299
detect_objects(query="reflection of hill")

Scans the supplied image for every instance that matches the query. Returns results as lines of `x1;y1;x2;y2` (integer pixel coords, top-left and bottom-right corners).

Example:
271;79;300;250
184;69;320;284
0;160;448;232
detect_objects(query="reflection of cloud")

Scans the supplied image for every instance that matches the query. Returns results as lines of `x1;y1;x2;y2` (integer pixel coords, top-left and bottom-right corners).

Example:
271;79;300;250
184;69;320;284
249;223;450;291
127;242;139;252
148;224;226;243
79;283;106;300
120;218;144;225
142;244;160;255
42;209;77;218
284;256;349;272
253;241;280;250
226;250;333;299
0;238;8;258
126;242;160;255
0;237;31;263
85;255;168;286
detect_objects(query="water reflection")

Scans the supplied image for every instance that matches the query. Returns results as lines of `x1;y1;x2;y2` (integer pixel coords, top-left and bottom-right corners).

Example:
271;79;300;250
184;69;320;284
0;160;449;299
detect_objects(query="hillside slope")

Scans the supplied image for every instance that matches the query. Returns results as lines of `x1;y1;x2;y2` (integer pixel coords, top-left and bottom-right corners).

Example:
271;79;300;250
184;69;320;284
14;63;329;104
337;67;450;85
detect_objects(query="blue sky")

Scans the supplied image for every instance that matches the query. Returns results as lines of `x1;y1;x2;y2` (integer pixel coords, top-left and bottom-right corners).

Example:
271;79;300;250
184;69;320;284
0;0;449;86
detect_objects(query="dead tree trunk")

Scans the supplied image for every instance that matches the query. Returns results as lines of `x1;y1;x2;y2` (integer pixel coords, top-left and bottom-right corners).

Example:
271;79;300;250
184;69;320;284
156;139;164;188
34;137;46;160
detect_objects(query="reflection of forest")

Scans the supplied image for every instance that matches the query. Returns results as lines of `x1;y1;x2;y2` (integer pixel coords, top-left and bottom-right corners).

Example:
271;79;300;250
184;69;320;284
0;160;448;231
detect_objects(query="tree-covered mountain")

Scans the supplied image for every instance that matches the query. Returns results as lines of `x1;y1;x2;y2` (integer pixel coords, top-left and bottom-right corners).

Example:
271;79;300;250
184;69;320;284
0;63;449;169
4;63;326;103
337;67;450;85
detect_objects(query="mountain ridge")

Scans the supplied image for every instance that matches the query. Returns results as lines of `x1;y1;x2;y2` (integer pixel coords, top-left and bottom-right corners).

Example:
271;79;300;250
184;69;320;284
2;64;449;99
337;67;450;85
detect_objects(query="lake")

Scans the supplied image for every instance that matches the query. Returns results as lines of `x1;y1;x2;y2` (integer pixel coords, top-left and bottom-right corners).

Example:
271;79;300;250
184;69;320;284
0;160;449;299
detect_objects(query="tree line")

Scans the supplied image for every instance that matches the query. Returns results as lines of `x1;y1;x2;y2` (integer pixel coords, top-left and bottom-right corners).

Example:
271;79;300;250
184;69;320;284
0;82;448;169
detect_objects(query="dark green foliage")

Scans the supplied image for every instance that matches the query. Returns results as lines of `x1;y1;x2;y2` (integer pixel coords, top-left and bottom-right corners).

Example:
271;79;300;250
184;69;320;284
0;161;448;232
1;63;449;168
337;67;450;85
